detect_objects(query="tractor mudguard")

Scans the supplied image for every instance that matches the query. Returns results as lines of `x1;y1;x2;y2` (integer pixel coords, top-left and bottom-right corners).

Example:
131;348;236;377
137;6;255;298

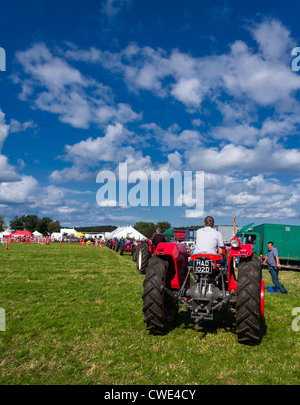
154;242;188;289
227;243;253;293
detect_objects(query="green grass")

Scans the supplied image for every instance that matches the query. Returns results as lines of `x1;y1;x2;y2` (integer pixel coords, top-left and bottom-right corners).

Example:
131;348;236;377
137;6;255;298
0;242;299;385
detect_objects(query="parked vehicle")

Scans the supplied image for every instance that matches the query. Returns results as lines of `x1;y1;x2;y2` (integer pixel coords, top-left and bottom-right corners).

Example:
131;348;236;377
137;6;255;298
236;223;300;265
142;238;264;345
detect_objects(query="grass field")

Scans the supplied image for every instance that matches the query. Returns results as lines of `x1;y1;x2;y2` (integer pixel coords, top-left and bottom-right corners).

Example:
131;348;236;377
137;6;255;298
0;242;299;385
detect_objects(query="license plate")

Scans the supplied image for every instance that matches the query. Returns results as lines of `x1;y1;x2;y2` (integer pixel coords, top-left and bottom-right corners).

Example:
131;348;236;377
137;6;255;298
193;258;213;274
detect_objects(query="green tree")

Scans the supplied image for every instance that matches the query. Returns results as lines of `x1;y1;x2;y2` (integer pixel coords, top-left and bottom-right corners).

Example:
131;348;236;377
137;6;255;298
48;220;61;234
10;215;25;231
156;222;171;232
134;222;156;239
37;217;52;235
24;215;39;233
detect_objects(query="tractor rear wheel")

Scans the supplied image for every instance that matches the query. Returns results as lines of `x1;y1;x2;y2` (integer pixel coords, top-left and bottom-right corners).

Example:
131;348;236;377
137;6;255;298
136;242;150;274
236;258;263;345
142;255;178;335
132;245;138;261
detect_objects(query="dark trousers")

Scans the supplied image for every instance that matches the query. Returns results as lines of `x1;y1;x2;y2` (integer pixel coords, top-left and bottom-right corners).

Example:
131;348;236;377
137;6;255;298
268;266;287;293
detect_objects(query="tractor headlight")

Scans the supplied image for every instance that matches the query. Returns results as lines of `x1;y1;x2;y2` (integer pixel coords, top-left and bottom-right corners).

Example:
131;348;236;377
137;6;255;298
230;237;240;248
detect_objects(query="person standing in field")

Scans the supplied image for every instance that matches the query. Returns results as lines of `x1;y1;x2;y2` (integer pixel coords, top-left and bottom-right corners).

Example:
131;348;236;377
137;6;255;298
262;241;288;294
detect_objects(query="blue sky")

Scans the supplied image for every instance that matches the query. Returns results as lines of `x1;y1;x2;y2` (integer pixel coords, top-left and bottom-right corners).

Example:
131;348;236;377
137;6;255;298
1;0;300;228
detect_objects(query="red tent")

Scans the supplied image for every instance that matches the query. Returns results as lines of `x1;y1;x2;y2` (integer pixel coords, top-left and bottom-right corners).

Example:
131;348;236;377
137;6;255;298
10;231;33;237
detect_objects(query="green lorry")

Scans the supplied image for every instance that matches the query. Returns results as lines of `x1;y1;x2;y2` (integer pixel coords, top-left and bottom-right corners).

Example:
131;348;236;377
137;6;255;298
236;223;300;265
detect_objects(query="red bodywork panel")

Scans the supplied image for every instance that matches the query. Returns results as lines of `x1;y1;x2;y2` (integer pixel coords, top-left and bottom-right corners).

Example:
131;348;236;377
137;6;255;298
226;244;253;293
155;242;188;289
174;230;186;240
155;242;253;293
191;253;223;267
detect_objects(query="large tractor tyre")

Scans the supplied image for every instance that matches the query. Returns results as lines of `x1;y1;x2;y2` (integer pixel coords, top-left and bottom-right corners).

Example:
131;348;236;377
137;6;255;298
242;252;262;277
142;256;178;335
236;259;263;345
115;242;119;252
136;242;150;274
251;252;262;277
119;246;124;255
132;245;138;262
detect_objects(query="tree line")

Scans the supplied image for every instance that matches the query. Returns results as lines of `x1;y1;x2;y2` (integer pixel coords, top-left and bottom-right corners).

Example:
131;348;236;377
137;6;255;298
1;215;61;235
0;215;200;239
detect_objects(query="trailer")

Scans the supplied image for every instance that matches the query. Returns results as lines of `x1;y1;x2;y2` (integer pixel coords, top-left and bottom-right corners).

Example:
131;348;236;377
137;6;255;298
236;223;300;266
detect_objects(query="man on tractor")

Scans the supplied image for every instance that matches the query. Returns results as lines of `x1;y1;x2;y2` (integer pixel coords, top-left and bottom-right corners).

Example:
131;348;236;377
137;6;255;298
193;216;224;255
193;216;227;269
152;228;166;249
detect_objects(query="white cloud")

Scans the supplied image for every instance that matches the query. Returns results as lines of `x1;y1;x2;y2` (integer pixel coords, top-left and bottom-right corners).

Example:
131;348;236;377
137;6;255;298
249;19;294;62
83;19;300;113
187;137;300;174
204;173;300;220
49;166;97;184
64;122;132;165
49;122;153;183
211;123;260;146
0;110;9;152
171;78;202;107
0;155;21;182
0;175;38;204
222;42;300;106
0;110;23;182
101;0;133;19
141;122;202;151
9;118;37;133
15;43;141;129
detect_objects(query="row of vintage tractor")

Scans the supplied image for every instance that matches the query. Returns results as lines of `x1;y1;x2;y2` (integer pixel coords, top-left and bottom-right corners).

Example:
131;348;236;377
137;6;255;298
105;236;265;346
105;238;139;258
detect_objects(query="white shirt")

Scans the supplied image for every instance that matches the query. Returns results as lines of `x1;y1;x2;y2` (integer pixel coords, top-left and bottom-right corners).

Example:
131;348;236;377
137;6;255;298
193;227;224;255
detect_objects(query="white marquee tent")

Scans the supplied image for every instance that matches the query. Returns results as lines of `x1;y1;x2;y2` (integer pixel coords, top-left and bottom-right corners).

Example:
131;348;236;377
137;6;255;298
60;228;78;236
33;231;43;237
108;226;147;241
51;232;62;240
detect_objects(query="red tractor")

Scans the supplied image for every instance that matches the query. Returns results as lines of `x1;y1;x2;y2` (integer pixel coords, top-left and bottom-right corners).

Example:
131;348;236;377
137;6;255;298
142;237;264;345
136;239;153;274
119;240;135;256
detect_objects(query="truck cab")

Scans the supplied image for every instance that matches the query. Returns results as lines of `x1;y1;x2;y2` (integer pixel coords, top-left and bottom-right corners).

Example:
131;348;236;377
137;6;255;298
235;223;262;256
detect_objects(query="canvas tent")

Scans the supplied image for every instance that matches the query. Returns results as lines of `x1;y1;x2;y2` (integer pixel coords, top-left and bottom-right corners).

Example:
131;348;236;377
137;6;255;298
51;232;62;240
0;229;11;238
163;227;177;241
33;231;43;237
60;228;78;236
163;227;174;237
11;231;32;237
108;226;146;240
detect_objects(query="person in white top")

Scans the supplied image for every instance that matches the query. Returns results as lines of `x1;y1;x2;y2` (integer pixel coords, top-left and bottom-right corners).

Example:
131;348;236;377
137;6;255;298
193;216;224;255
